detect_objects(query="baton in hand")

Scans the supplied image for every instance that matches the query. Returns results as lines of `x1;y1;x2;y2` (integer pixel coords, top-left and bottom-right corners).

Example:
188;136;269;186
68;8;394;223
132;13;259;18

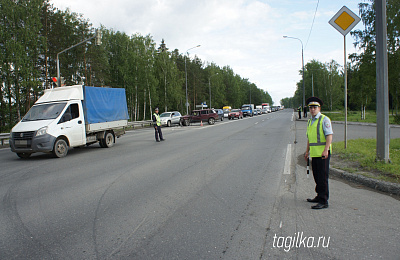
307;157;310;178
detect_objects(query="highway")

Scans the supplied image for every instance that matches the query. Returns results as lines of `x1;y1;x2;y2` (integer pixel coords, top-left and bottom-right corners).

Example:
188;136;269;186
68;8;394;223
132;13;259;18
0;110;294;259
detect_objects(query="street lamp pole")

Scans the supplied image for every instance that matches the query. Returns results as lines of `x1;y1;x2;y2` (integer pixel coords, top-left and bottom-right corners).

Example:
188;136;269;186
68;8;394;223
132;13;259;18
209;73;218;109
184;45;201;115
283;36;305;110
57;29;102;88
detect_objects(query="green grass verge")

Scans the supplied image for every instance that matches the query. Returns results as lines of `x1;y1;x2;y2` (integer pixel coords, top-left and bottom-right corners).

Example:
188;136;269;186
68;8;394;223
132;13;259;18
324;110;398;125
333;138;400;183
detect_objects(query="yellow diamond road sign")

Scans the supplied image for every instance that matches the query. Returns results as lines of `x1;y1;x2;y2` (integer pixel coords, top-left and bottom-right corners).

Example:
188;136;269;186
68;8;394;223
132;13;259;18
329;6;361;36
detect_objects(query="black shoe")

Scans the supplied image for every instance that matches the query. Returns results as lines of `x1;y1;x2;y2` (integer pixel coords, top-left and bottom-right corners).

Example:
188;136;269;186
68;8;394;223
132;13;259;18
311;203;329;210
161;139;165;141
307;197;320;203
156;140;160;142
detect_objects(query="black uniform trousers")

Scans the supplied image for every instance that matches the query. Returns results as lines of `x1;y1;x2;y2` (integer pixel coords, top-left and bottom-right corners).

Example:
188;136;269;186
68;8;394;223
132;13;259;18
311;153;330;204
154;125;163;141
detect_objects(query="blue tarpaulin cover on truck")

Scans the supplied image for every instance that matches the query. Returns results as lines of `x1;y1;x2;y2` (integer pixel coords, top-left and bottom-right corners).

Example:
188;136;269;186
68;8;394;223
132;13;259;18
83;86;129;124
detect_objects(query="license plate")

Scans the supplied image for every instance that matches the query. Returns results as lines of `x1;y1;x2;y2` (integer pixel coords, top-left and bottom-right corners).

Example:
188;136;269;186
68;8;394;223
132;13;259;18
15;140;28;146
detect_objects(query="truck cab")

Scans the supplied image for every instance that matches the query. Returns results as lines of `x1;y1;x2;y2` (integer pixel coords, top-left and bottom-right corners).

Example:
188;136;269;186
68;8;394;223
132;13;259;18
241;104;254;117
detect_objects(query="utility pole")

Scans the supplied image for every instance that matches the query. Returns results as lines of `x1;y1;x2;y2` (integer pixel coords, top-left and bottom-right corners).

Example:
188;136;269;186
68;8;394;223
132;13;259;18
376;0;390;162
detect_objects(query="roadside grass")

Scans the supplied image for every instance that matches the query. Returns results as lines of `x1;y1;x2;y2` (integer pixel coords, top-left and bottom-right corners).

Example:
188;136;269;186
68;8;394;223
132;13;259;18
333;138;400;184
324;110;398;125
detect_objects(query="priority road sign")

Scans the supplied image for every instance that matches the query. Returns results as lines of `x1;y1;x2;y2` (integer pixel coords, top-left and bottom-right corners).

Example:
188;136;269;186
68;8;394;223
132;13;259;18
329;6;361;36
329;6;361;149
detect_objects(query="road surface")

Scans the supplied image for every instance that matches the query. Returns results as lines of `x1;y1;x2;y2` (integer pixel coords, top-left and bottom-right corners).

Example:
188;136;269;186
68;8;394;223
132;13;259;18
2;110;399;259
0;110;292;259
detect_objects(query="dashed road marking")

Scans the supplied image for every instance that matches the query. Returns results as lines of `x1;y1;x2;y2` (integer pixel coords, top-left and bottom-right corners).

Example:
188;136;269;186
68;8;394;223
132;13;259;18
283;144;292;175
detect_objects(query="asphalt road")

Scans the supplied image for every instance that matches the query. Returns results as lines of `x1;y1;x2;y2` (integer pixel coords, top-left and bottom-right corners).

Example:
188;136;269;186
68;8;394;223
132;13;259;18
3;110;400;259
0;110;294;259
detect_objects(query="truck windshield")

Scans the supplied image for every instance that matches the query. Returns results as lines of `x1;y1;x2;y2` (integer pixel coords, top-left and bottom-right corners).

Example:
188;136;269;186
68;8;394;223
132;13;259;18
22;103;67;121
242;106;250;110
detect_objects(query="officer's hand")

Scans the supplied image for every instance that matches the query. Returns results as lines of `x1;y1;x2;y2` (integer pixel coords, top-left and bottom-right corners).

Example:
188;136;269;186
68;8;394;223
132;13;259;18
321;150;329;159
304;151;309;161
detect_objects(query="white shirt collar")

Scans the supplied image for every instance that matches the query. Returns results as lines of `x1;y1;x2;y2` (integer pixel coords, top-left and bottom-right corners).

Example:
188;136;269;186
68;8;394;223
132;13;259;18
312;112;322;120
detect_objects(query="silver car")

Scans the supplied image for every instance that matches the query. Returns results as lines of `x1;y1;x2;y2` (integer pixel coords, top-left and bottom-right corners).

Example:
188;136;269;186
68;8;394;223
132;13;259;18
160;111;182;127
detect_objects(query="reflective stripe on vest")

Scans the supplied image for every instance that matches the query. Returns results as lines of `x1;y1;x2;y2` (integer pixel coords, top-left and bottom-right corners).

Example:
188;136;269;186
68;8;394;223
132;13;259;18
154;113;161;126
309;116;326;146
307;114;331;157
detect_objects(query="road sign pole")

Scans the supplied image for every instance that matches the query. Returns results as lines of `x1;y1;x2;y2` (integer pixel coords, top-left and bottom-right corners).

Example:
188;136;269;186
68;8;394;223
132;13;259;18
344;35;347;149
329;6;361;150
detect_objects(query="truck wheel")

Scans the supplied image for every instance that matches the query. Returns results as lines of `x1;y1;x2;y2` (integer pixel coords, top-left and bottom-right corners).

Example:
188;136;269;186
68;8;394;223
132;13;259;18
208;118;215;125
185;119;190;126
17;152;31;159
167;120;171;127
99;140;105;148
53;138;68;158
103;132;114;148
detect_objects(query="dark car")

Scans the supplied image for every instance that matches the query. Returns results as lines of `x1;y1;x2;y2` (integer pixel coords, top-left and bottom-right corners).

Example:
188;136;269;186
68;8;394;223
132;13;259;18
228;109;243;120
180;109;219;126
215;109;224;121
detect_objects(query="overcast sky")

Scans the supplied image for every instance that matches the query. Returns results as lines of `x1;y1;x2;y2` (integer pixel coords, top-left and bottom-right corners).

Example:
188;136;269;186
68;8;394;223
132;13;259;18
51;0;365;105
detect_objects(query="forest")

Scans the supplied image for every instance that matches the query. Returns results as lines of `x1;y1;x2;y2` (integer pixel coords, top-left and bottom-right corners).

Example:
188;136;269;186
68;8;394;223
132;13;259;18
0;0;273;133
2;1;400;133
281;0;400;122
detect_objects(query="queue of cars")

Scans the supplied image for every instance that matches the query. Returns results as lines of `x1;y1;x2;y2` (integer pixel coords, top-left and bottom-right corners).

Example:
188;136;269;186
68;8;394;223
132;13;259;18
158;105;282;127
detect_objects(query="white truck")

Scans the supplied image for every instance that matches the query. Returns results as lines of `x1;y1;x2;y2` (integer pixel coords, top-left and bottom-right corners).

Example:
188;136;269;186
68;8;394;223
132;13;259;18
10;85;129;158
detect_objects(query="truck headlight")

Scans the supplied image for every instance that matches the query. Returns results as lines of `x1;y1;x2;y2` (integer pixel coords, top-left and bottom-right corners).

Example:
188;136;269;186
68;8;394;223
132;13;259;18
36;126;48;136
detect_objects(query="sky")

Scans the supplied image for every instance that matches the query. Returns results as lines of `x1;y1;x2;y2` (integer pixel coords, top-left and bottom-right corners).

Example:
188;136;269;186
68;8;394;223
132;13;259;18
50;0;365;105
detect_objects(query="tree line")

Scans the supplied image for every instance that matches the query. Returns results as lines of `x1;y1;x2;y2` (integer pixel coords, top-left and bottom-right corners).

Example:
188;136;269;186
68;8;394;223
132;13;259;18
0;0;273;132
280;0;399;121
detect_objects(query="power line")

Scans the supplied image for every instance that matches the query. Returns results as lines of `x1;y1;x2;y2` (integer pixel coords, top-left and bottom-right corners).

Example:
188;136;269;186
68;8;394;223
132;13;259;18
304;0;320;50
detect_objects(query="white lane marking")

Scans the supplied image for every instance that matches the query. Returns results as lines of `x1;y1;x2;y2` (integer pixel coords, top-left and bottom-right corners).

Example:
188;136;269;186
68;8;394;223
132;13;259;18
283;144;292;175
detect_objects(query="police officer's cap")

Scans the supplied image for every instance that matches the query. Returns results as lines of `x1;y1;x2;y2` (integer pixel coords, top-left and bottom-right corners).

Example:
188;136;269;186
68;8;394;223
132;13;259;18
155;107;159;111
306;96;323;107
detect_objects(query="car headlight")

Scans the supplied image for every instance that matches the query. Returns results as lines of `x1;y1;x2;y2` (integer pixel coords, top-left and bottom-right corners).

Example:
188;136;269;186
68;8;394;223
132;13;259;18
36;126;48;136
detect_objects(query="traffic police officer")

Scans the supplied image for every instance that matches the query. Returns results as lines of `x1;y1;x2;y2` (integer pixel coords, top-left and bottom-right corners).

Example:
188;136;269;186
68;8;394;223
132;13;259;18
297;104;302;119
304;97;333;209
153;107;165;142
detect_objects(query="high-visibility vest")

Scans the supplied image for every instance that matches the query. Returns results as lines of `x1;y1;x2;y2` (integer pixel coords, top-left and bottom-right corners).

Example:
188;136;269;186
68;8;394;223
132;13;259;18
306;114;332;157
153;113;161;126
